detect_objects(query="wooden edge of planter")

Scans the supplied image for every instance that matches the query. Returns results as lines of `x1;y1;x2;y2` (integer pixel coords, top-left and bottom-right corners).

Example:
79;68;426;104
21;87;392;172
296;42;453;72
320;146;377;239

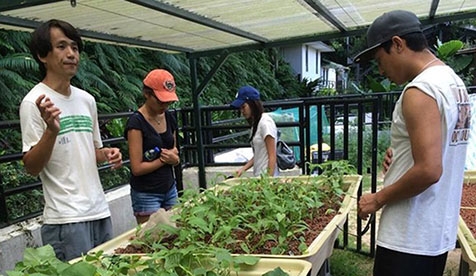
458;170;476;272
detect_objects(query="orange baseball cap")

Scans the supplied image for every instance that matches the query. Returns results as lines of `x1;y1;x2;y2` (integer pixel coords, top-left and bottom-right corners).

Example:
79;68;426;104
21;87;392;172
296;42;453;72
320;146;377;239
143;69;179;102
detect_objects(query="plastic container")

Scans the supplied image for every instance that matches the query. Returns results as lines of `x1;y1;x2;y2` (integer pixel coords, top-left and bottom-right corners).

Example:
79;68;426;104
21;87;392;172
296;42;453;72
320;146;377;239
144;147;161;161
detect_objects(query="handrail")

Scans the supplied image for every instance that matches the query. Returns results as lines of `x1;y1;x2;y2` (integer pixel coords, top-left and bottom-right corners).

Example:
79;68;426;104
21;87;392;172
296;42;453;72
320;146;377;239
0;92;400;258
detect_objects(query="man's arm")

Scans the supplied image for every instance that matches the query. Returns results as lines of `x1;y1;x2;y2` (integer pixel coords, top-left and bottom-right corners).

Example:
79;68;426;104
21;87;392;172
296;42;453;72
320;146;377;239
359;88;442;218
22;95;61;176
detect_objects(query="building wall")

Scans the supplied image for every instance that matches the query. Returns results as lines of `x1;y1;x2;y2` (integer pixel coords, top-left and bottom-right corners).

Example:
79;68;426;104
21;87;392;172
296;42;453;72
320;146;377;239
301;45;320;82
281;46;302;77
281;45;322;82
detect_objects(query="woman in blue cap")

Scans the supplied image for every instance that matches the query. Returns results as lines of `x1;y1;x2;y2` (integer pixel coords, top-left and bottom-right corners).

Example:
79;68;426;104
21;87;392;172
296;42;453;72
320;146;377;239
230;85;278;177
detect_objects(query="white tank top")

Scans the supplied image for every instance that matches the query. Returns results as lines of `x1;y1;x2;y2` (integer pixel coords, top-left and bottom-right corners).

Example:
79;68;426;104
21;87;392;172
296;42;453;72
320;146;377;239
377;65;470;256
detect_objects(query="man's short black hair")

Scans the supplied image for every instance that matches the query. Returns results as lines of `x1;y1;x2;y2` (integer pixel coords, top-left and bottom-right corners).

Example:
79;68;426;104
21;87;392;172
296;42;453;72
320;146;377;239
381;32;429;54
29;19;83;78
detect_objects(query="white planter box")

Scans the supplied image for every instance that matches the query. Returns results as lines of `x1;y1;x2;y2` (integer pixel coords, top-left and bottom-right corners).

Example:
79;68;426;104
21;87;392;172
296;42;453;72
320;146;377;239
90;175;361;276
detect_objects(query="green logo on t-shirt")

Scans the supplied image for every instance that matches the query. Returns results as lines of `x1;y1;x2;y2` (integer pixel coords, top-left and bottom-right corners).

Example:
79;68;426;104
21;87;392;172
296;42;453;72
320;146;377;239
59;115;93;135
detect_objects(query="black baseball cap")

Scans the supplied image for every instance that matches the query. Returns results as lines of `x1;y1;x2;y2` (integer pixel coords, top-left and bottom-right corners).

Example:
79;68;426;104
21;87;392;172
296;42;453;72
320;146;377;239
353;10;423;63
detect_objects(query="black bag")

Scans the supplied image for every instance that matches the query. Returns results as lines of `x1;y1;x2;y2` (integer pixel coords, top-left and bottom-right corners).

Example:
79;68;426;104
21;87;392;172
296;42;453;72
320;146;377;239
276;140;296;170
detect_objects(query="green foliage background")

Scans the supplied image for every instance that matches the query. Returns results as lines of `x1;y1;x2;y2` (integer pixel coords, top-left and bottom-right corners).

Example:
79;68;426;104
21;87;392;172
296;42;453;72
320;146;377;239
0;28;309;223
0;29;307;123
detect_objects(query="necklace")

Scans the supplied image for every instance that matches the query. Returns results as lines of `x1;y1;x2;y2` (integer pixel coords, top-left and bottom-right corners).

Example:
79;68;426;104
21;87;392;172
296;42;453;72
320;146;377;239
152;117;161;125
420;57;439;73
148;115;161;125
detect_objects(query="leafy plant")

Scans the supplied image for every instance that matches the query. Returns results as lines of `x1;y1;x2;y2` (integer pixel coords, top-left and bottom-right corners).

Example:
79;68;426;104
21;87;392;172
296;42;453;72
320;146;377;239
6;245;96;276
5;244;282;276
123;161;356;259
311;160;356;195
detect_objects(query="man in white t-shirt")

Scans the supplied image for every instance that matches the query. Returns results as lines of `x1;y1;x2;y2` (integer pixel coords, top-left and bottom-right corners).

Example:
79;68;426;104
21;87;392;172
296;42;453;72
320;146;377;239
20;19;123;261
355;10;470;276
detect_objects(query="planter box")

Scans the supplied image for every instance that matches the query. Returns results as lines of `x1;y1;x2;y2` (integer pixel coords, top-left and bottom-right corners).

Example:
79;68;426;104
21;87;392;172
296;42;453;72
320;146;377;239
458;171;476;274
90;174;361;276
245;175;361;276
233;258;312;275
70;255;312;276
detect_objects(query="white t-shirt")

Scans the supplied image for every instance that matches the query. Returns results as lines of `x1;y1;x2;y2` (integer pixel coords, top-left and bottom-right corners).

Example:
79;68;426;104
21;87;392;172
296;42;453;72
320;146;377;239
20;83;110;224
378;65;470;256
251;113;279;176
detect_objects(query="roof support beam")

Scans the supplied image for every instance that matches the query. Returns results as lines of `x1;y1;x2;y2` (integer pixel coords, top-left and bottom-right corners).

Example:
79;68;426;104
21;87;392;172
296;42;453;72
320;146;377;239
125;0;269;43
189;29;362;58
0;0;61;12
302;0;347;32
422;10;476;25
188;52;229;190
0;15;193;53
429;0;440;19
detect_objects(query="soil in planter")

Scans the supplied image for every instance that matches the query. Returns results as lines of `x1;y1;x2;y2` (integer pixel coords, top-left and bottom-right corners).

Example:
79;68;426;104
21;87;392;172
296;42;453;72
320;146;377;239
114;200;340;255
462;182;476;207
461;182;476;237
460;209;476;237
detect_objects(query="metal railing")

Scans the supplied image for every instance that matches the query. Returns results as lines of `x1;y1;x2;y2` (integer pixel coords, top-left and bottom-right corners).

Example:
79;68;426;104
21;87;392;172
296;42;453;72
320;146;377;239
0;92;402;256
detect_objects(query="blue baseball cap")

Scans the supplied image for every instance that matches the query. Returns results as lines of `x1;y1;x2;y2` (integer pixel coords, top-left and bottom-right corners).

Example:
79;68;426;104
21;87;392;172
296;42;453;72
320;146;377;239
230;85;260;108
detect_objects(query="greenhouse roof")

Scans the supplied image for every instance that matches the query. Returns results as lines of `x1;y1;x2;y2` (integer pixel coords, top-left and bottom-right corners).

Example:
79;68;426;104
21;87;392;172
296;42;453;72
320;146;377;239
0;0;475;58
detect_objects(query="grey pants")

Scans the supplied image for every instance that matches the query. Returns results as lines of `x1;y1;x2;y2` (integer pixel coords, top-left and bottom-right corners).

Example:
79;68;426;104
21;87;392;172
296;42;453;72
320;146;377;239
41;217;112;261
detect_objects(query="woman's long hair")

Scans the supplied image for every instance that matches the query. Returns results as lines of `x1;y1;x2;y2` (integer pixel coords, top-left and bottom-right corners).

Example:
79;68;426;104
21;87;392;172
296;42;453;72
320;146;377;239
245;99;264;142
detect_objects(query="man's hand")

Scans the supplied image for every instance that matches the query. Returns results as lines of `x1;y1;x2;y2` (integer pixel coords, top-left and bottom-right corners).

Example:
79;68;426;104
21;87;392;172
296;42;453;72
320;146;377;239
382;147;393;175
104;147;123;169
358;193;383;220
36;94;61;133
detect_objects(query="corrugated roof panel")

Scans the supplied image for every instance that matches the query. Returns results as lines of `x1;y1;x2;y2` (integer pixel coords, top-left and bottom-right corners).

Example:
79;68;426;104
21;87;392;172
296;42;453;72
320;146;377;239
0;0;475;55
438;0;474;13
2;0;255;52
323;0;434;28
163;0;335;39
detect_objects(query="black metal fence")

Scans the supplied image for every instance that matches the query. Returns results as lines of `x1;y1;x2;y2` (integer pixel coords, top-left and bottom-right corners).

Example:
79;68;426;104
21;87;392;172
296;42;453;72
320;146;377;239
0;92;402;256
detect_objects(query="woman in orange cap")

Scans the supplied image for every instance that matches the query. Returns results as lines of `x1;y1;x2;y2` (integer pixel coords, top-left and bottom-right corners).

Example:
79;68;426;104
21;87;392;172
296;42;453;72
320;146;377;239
124;69;180;224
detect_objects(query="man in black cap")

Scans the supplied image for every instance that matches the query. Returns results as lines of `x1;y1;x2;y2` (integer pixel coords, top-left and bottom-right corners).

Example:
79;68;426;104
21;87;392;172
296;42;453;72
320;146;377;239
355;10;470;276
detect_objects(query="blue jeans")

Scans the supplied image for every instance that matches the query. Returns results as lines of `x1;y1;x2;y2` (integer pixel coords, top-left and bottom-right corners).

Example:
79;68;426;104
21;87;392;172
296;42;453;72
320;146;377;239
130;183;178;216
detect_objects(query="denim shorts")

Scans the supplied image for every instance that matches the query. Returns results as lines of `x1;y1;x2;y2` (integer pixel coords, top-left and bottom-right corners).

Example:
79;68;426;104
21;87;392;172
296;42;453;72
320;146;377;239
130;182;178;216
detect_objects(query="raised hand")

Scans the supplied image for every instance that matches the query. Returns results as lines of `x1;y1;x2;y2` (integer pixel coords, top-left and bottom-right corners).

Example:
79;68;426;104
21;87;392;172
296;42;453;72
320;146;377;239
35;94;61;133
